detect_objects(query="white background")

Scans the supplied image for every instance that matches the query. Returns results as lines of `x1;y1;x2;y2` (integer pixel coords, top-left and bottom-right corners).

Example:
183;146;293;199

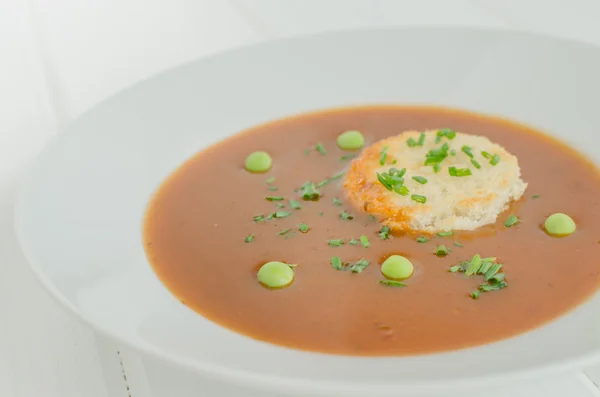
4;1;600;396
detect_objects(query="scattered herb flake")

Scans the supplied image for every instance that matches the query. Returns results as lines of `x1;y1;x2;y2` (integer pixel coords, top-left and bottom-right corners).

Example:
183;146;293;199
289;199;302;210
454;241;463;248
340;211;354;221
435;244;449;257
484;264;503;281
340;154;357;161
416;236;429;243
449;265;461;273
481;151;492;160
276;203;285;208
471;159;481;169
417;132;426;146
406;137;418;147
244;235;254;243
331;256;344;270
425;143;449;167
348;238;359;245
411;194;427;204
437;128;456;141
315;143;327;155
328;239;345;247
471;290;481;299
319;211;324;216
266;177;275;184
350;259;370;273
465;254;482;276
268;186;278;191
270;211;292;219
379;280;406;287
504;215;519;228
300;181;321;200
332;197;342;206
490;154;501;166
532;194;540;199
298;223;309;233
360;235;370;248
461;145;474;158
253;214;265;223
433;163;441;173
379;146;389;165
412;176;428;184
394;185;409;196
266;196;285;201
437;230;454;237
450;149;456;156
378;225;391;240
317;172;345;188
278;228;293;236
448;166;472;177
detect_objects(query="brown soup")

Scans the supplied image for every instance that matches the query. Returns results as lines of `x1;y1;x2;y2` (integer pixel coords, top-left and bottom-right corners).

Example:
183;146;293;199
144;106;600;356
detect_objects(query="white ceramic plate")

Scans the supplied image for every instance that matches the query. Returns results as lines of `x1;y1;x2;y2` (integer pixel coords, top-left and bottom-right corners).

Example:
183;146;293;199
14;28;600;397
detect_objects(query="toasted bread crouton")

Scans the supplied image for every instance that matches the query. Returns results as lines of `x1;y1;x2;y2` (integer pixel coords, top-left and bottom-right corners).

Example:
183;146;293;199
343;129;527;232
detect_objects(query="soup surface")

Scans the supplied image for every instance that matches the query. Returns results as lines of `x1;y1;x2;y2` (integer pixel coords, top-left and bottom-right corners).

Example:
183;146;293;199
144;106;600;356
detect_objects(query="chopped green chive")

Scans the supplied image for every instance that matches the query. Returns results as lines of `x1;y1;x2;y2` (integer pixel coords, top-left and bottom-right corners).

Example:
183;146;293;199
532;194;540;199
266;196;285;201
436;128;456;142
340;211;354;221
276;203;285;208
416;236;429;243
465;254;482;276
332;197;342;206
484;264;503;281
454;241;463;248
461;145;474;158
379;280;406;287
244;235;254;243
318;211;324;216
435;244;449;257
471;159;481;169
481;151;492;160
450;149;456;156
378;225;391;240
437;230;453;237
266;177;276;184
448;166;472;177
289;199;302;210
433;163;441;173
348;238;359;245
268;186;278;191
411;194;427;204
406;137;418;147
449;265;461;273
379;146;389;165
504;215;519;228
350;259;370;273
300;181;321;200
340;154;357;161
471;290;481;299
253;214;265;223
278;228;293;236
331;256;344;270
490;154;500;166
449;255;507;299
298;223;309;233
328;239;345;247
425;143;449;166
360;235;370;248
412;176;428;184
417;132;426;146
315;143;327;155
269;211;292;219
316;172;345;188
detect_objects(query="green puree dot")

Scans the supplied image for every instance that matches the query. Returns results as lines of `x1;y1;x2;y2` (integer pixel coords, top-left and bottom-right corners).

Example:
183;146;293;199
544;213;576;237
337;130;365;150
257;261;294;288
381;255;414;280
245;151;272;173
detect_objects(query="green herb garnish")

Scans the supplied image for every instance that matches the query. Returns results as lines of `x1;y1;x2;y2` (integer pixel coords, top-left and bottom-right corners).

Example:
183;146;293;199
298;223;309;233
481;151;492;159
268;186;278;191
437;230;453;237
340;154;357;161
412;176;428;184
449;265;461;273
378;225;391;240
411;194;426;204
278;228;293;236
532;194;540;199
425;143;449;166
316;172;345;188
331;256;344;270
244;235;254;243
417;132;425;146
379;146;389;165
454;241;463;248
471;159;481;169
300;181;321;200
490;154;500;166
471;290;481;299
360;235;370;248
269;211;292;219
461;145;474;158
436;128;456;143
276;203;285;208
416;236;429;243
348;238;359;245
253;214;265;223
289;199;302;210
266;177;275;184
332;197;342;206
340;210;354;220
318;211;324;216
504;215;519;228
448;166;472;177
449;255;508;299
315;143;327;155
328;239;345;247
266;196;285;201
406;137;418;147
433;163;441;173
379;280;406;287
350;259;370;273
435;244;449;257
465;254;482;276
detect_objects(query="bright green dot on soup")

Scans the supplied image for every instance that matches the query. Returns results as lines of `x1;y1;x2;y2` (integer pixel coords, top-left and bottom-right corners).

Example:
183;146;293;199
245;151;272;173
257;261;294;288
336;130;365;150
381;255;414;280
544;213;576;237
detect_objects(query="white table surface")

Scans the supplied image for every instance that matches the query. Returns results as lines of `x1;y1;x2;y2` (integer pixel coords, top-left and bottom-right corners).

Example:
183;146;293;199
4;1;600;396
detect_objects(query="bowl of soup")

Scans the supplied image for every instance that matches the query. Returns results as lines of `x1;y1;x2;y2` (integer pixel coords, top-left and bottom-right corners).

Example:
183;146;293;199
14;28;600;397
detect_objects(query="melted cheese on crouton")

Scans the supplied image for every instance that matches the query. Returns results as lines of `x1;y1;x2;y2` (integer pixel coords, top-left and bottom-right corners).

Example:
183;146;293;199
343;130;527;232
